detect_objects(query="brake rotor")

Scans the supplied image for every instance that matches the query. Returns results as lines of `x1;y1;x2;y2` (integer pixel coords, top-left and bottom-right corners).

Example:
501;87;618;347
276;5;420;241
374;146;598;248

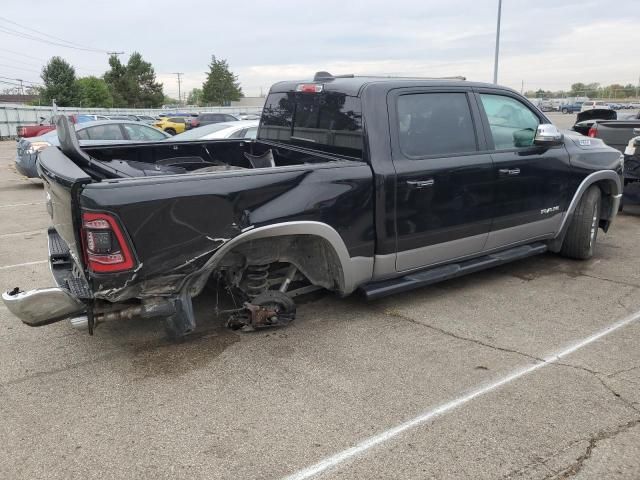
227;291;296;332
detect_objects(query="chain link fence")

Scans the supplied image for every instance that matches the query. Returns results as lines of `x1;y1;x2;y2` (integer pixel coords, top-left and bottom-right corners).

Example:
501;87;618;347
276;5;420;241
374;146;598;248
0;104;263;139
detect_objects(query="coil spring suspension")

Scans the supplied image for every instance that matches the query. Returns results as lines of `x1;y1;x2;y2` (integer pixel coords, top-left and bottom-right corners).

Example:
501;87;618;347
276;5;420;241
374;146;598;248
245;264;270;298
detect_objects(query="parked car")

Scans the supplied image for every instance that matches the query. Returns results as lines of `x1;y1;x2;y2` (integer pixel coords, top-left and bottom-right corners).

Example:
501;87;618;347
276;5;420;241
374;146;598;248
572;109;617;136
3;73;623;340
189;112;239;129
580;101;610;112
236;113;261;120
131;114;156;124
560;102;583;114
105;115;137;121
572;110;640;152
171;120;259;141
16;114;108;138
153;116;189;135
14;120;170;178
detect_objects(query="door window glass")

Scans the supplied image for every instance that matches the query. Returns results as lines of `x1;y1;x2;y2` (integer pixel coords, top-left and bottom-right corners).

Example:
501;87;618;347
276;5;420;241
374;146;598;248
479;94;540;149
397;93;477;157
123;124;168;141
85;124;125;140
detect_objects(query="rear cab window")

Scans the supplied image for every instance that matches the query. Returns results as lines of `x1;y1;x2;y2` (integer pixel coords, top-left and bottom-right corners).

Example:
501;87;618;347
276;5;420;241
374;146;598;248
259;90;363;158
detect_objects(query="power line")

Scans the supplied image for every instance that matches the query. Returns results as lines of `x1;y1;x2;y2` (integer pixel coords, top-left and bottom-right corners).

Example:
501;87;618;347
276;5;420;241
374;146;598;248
0;16;111;53
0;24;109;53
0;47;103;70
0;63;41;73
0;75;41;86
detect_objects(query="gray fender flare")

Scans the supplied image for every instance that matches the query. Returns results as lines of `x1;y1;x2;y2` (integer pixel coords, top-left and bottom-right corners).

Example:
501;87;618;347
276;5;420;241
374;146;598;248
185;221;373;297
549;169;622;251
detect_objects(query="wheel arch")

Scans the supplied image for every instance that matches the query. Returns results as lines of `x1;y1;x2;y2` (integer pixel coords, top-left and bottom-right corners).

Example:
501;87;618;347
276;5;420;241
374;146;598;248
185;221;373;297
549;170;622;252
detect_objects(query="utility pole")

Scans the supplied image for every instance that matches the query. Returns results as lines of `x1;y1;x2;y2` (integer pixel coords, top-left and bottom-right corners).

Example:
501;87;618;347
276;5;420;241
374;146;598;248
521;80;524;94
16;78;24;98
173;72;184;105
493;0;502;84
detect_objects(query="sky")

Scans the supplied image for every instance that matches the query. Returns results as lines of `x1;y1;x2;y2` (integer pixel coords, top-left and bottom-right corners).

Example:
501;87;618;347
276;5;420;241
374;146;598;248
0;0;638;99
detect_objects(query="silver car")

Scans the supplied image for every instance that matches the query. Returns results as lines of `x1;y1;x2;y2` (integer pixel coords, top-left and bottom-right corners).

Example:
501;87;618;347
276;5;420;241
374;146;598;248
15;120;170;178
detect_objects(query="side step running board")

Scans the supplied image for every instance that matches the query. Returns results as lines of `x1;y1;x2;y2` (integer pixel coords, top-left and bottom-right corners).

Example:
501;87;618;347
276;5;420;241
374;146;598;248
361;242;548;300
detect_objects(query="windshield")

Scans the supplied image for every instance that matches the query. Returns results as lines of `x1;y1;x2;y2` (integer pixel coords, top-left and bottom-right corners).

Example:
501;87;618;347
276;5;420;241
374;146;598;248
170;122;235;140
259;91;363;158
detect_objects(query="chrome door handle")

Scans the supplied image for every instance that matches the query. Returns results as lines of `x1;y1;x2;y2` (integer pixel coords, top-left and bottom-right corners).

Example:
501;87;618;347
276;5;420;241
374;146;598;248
499;168;520;176
406;179;435;188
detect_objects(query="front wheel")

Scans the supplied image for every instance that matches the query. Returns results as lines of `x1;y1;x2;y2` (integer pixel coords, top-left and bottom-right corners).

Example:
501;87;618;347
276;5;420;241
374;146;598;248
560;186;601;260
562;108;568;114
165;128;176;135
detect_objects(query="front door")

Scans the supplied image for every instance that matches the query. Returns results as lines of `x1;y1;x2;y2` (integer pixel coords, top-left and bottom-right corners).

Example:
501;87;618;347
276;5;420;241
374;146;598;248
389;89;495;272
474;90;571;250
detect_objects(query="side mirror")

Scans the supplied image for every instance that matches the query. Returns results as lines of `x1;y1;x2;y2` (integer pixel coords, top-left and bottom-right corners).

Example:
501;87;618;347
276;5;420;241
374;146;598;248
534;123;563;146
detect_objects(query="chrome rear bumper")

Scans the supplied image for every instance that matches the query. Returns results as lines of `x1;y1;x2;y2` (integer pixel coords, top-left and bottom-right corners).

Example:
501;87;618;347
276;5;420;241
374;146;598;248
2;287;85;326
2;228;87;327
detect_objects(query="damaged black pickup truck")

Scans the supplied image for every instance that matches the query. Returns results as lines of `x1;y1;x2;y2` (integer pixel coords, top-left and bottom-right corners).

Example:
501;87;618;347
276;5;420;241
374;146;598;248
3;73;624;337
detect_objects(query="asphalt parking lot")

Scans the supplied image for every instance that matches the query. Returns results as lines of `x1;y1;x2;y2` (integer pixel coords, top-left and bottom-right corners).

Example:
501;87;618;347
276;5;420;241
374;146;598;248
0;113;639;479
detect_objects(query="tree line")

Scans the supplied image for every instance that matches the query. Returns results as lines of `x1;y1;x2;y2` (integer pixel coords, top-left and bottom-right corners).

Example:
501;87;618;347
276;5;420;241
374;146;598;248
36;54;243;108
525;82;639;99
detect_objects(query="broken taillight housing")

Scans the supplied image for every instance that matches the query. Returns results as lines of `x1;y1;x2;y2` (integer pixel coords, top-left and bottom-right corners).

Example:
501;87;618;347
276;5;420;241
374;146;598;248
81;212;135;273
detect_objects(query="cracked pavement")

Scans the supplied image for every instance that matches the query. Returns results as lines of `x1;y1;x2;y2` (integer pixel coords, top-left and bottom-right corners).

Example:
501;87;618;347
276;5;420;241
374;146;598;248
0;114;639;480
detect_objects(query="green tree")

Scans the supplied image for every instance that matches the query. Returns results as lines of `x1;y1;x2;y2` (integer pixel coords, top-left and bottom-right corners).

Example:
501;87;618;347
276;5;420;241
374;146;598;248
187;87;203;106
76;76;112;107
162;95;180;106
103;55;128;106
201;56;243;106
104;52;164;107
124;52;164;107
40;56;79;106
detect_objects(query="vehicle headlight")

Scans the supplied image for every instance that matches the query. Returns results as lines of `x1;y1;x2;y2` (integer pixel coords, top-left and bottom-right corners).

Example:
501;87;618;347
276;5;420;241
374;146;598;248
26;141;51;154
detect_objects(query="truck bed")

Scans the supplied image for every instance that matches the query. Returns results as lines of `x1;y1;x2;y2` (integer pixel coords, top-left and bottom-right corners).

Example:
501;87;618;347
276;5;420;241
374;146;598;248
38;138;375;303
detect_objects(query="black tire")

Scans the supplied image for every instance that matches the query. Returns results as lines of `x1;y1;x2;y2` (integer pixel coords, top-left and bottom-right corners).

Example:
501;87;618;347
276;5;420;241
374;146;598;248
562;108;568;114
165;128;176;135
560;186;601;260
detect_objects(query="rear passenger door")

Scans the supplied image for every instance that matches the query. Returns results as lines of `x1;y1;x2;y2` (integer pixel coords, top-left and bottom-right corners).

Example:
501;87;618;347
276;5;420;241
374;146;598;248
474;89;570;250
389;88;494;272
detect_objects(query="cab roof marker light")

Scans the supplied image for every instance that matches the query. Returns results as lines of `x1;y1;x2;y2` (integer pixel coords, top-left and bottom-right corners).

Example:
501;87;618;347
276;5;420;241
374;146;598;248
296;84;323;93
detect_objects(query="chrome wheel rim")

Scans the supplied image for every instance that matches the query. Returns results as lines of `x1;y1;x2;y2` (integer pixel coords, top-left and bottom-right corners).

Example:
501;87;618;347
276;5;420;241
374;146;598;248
589;204;598;249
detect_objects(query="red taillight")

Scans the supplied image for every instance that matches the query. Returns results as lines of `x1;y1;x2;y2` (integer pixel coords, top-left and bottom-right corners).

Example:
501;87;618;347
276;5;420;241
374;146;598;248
588;126;597;138
81;212;135;273
296;83;323;93
191;120;200;127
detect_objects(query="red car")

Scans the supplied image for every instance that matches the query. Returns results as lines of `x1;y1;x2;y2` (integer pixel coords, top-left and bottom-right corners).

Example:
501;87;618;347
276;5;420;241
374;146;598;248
16;114;107;138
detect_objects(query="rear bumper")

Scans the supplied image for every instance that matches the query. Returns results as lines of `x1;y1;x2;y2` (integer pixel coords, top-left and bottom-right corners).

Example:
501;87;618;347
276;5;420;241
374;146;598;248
1;228;88;326
2;287;85;326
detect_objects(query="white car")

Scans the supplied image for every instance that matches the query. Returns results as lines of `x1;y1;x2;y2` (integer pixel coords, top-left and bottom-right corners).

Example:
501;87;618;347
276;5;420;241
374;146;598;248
170;120;259;141
580;101;610;112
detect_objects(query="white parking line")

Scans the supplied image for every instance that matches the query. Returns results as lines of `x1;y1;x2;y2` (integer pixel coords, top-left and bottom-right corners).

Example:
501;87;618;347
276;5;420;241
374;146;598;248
0;260;47;270
283;310;640;480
